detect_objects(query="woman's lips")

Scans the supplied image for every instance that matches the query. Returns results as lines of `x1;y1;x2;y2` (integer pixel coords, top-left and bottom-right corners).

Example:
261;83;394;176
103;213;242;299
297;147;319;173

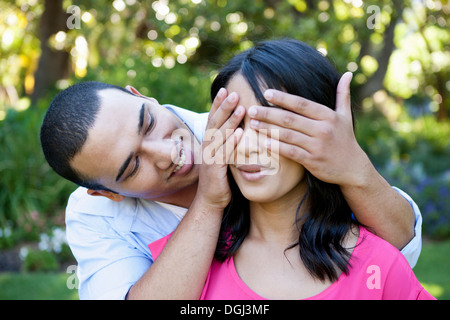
235;164;271;181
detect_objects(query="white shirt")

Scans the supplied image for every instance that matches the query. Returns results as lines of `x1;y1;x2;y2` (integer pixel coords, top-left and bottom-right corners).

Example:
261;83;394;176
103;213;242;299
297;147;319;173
65;106;423;299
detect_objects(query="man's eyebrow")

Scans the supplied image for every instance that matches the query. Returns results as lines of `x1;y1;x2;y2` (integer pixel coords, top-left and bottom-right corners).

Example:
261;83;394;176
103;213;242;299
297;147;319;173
137;103;146;134
116;103;145;182
116;152;133;182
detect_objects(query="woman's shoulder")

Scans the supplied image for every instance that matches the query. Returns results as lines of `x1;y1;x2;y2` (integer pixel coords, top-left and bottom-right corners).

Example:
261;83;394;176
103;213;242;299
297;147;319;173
351;225;405;267
358;226;400;251
342;225;410;289
328;225;434;300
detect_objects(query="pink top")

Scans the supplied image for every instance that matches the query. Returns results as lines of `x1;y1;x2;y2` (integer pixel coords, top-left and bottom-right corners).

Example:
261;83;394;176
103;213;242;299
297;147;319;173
148;226;435;300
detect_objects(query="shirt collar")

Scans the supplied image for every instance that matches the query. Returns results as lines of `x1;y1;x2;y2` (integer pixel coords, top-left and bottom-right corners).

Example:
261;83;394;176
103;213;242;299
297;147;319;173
163;104;208;142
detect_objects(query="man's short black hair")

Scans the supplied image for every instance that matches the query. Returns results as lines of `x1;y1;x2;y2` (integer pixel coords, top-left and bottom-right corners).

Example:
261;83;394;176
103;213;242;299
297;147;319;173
40;81;130;191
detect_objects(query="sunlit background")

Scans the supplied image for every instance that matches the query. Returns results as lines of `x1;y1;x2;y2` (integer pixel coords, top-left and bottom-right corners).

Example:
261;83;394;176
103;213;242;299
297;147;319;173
0;0;449;299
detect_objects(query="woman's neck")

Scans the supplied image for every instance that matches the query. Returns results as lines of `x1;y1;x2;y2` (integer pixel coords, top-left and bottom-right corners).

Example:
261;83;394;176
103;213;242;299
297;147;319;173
248;182;308;245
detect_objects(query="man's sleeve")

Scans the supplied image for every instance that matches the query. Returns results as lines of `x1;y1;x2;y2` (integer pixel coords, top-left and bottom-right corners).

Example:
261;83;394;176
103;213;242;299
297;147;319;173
66;207;152;300
392;187;423;268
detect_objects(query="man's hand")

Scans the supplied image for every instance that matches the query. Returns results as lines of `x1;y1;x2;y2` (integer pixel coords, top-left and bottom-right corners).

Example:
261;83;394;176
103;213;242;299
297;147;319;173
198;88;244;209
246;72;415;249
247;72;369;188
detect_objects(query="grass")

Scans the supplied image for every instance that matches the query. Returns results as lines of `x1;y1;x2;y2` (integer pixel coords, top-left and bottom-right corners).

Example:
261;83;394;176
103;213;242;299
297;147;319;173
0;239;448;300
0;272;78;300
414;239;450;299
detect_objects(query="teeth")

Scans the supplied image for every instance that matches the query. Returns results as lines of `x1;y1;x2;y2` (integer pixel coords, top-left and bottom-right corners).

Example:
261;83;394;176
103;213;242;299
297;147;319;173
173;148;185;173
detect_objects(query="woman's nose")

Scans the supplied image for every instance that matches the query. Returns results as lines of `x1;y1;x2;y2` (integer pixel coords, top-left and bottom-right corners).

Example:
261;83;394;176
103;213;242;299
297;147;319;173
235;126;263;164
235;121;276;167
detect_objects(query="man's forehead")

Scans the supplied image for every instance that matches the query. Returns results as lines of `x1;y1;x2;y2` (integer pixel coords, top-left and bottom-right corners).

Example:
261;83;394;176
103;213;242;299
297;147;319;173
97;88;162;115
97;87;137;105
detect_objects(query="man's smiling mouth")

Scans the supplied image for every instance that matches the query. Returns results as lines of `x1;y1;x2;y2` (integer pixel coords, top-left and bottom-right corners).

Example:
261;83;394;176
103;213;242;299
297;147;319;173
168;136;192;178
173;147;185;174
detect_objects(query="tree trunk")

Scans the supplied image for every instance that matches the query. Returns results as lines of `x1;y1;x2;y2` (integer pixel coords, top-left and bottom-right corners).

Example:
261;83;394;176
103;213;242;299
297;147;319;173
31;0;70;104
355;0;404;106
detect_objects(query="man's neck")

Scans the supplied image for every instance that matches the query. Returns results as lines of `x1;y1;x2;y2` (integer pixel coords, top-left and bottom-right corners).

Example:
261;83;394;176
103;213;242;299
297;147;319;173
147;182;198;208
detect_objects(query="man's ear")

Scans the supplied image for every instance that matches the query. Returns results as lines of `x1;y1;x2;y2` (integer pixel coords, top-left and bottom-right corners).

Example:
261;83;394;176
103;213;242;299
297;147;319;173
125;85;144;97
125;85;158;104
87;189;125;202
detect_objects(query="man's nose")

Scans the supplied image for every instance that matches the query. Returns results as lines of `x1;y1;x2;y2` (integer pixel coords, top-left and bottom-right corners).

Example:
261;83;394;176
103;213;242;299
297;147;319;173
142;139;176;170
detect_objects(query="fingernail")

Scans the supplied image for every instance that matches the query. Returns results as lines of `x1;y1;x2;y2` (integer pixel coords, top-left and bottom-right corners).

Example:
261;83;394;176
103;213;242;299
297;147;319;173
228;92;237;102
248;106;257;117
250;119;259;128
264;90;273;100
265;138;271;149
234;105;243;116
218;88;226;98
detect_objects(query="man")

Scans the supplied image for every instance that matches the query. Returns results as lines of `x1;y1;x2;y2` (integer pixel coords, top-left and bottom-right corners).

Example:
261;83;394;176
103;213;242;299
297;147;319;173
40;74;421;299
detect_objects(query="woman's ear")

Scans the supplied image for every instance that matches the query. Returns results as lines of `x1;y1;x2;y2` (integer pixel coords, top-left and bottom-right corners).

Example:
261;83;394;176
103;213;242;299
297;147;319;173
87;189;125;202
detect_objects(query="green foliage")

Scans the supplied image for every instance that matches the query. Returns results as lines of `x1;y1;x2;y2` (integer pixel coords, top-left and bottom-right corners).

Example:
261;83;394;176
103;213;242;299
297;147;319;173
0;0;42;102
22;249;59;272
0;103;77;249
380;160;450;239
83;58;214;113
356;109;450;175
20;227;75;272
356;108;450;238
21;242;74;272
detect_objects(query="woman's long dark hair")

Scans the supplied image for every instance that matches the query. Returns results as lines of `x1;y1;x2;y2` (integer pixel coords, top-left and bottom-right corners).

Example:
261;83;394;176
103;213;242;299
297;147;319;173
211;39;358;282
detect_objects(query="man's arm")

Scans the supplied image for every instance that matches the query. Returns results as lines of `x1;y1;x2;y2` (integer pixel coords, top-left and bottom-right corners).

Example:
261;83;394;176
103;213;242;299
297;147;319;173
338;155;415;249
127;89;245;299
246;72;415;250
126;197;224;299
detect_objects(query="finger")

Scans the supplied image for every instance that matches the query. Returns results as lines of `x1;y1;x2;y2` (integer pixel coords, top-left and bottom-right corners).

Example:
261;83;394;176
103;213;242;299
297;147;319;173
205;105;245;157
204;104;245;143
204;126;243;166
206;92;240;131
219;127;244;165
250;120;315;151
263;89;332;121
335;72;353;119
208;88;227;120
266;138;311;166
248;106;317;136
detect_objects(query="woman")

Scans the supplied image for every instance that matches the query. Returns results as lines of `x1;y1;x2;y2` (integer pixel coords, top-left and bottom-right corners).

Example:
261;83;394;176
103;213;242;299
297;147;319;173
150;39;434;300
